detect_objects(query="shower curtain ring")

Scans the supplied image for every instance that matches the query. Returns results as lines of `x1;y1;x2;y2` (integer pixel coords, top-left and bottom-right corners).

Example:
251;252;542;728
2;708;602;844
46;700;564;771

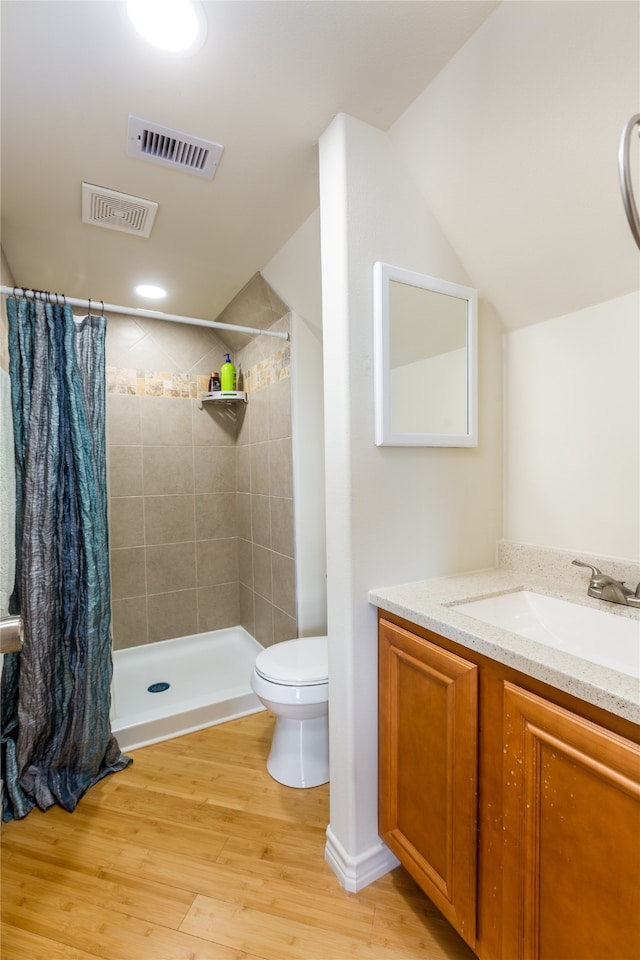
101;300;105;317
88;297;92;315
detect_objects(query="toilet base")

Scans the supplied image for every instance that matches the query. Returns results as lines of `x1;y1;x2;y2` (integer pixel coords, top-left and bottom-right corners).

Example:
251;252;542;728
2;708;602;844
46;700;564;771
267;714;329;788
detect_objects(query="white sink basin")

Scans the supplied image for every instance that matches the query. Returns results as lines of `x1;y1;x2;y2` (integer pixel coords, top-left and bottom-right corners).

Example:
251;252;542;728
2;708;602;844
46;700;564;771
454;591;640;678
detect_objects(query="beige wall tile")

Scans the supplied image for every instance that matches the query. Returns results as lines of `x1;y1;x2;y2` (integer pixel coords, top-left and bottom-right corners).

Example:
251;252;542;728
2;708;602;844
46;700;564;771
238;537;253;588
110;497;144;549
113;331;177;372
196;538;238;586
195;492;237;539
111;596;148;650
147;589;198;642
236;401;251;445
270;497;294;558
141;396;193;445
109;446;143;497
143;447;194;495
144;495;195;545
269;377;292;441
105;317;146;367
269;438;293;498
271;552;296;618
239;583;255;638
105;279;296;651
111;547;146;599
135;316;227;374
253;593;274;647
236;445;251;493
194;446;237;494
250;442;270;495
107;395;141;445
191;401;238;446
188;344;227;378
249;390;269;443
252;544;272;601
251;494;271;549
273;606;298;645
197;583;240;632
236;493;252;541
146;541;196;594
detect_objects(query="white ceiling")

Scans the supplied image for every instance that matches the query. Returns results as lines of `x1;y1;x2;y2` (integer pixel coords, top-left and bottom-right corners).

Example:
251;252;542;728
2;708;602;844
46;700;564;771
0;0;498;324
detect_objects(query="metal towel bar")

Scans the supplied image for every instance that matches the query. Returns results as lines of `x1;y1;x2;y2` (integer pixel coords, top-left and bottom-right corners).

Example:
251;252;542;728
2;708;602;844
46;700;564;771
618;113;640;251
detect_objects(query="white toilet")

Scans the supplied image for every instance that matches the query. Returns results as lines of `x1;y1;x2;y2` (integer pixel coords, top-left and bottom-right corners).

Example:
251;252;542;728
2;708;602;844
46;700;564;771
250;635;329;789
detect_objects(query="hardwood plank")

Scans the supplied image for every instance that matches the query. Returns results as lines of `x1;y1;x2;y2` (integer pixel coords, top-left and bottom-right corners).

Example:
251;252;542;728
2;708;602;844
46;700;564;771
2;849;194;928
183;860;376;939
0;925;105;960
372;900;476;960
118;758;328;820
1;711;473;960
2;801;230;866
181;893;390;960
215;834;339;892
1;894;253;960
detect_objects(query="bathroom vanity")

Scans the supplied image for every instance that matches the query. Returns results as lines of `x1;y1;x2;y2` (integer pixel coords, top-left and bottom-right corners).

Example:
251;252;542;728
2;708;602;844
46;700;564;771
371;567;640;960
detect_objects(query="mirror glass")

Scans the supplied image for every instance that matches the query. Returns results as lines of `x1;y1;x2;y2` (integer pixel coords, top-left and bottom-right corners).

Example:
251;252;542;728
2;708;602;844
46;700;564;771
374;262;478;446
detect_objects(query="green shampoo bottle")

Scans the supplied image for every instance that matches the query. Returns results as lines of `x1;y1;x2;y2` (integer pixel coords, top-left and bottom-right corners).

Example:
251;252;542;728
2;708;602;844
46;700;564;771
220;353;236;391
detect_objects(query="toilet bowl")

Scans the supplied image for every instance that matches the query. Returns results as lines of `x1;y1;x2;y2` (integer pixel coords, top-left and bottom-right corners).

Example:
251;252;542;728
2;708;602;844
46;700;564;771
250;635;329;788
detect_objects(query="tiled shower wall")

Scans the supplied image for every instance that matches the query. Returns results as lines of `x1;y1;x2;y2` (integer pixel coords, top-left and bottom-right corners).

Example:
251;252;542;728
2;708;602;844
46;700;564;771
107;274;296;651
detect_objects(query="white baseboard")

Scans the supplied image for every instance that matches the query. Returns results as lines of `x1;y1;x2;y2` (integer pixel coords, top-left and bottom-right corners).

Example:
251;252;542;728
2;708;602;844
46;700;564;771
324;824;400;892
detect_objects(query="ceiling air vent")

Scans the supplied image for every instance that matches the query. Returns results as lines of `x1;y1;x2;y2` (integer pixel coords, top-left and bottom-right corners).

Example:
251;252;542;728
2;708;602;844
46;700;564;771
81;183;158;238
126;115;224;180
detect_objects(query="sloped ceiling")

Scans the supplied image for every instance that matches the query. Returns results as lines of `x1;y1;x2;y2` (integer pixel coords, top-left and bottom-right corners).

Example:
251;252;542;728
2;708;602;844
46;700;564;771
390;0;640;329
0;0;498;328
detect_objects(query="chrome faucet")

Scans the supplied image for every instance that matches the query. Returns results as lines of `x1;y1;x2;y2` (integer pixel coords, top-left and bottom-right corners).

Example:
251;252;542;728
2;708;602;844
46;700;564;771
572;560;640;608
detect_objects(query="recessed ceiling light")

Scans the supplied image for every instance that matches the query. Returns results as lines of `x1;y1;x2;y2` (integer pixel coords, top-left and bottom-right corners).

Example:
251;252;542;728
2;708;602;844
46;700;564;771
135;284;167;299
126;0;207;53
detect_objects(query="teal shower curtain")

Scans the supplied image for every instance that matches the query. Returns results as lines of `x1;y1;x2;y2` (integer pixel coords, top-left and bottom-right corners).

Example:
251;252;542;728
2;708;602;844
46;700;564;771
1;296;131;821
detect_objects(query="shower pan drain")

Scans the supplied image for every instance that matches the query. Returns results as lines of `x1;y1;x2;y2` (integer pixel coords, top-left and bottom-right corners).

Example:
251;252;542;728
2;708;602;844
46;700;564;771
147;682;170;693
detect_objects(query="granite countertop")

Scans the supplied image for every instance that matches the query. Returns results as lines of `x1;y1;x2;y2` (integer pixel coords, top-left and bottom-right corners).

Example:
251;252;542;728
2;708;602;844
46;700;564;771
369;568;640;724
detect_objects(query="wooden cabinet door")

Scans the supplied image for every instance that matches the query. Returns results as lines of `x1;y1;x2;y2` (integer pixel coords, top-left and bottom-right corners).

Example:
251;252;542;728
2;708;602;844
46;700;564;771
379;619;478;948
502;682;640;960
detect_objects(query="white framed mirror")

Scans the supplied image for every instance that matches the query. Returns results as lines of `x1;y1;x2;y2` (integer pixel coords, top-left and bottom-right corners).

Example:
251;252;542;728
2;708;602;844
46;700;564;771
373;262;478;447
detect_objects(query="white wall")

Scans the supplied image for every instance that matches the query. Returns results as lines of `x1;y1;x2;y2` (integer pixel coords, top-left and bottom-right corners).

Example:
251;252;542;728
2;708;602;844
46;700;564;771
389;0;639;568
389;0;640;330
262;210;327;635
319;113;503;890
504;292;639;562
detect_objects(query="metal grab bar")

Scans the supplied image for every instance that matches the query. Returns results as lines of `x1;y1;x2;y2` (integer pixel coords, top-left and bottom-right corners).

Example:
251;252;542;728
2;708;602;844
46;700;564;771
0;615;23;654
618;113;640;251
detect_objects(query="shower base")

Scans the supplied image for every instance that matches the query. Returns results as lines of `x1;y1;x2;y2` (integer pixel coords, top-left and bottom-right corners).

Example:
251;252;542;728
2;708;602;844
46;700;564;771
110;626;264;752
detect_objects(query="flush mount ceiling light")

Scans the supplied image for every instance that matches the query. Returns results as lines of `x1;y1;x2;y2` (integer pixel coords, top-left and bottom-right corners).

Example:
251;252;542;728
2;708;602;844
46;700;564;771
135;284;167;299
127;0;206;53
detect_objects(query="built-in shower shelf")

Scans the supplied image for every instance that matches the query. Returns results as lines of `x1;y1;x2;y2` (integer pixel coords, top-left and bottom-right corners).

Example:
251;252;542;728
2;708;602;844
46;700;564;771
199;390;247;406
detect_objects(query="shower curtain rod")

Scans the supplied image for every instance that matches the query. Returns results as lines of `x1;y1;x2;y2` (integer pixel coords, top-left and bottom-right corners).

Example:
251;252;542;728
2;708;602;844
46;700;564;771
0;286;290;341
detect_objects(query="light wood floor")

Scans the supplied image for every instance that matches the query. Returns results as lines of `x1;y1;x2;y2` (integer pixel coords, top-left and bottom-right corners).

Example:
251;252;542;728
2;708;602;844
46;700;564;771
1;711;476;960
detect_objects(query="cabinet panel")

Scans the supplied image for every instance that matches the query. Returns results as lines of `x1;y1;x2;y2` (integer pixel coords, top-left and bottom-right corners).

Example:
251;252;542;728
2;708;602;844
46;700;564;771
379;619;478;948
502;682;640;960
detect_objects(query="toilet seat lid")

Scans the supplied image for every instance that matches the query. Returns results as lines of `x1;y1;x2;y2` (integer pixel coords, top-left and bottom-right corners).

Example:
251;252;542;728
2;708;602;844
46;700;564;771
254;635;328;686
